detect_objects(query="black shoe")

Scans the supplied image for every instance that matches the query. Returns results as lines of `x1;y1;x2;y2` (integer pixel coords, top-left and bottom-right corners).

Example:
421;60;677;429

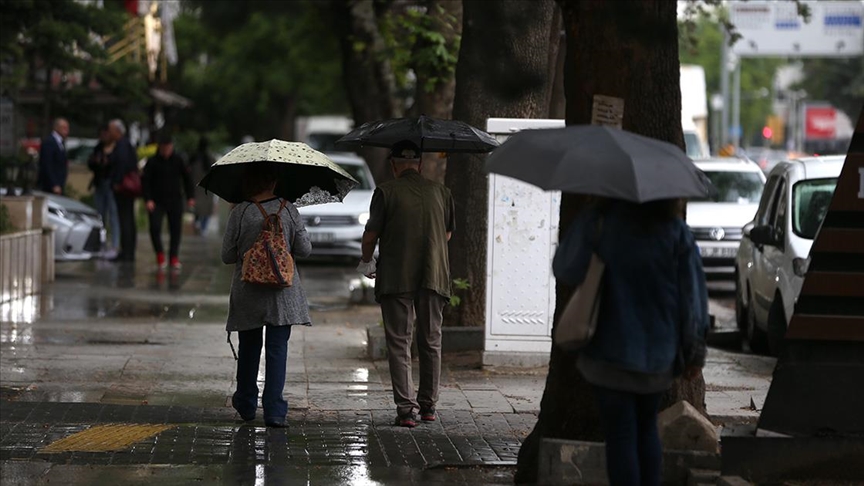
232;396;255;422
394;413;417;428
420;407;436;422
265;419;288;428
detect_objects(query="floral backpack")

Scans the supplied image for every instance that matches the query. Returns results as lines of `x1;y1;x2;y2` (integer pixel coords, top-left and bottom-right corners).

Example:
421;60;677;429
241;200;294;287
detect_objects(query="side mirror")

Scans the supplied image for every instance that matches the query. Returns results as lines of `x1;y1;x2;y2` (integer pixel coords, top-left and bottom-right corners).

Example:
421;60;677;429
749;225;776;247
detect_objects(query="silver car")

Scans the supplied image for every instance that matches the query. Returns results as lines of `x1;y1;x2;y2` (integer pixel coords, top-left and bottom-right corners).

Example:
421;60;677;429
36;191;105;261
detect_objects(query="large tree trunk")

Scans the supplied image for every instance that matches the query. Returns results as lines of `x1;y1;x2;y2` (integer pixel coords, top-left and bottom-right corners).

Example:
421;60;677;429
414;0;463;184
515;0;706;482
444;0;558;327
331;0;402;183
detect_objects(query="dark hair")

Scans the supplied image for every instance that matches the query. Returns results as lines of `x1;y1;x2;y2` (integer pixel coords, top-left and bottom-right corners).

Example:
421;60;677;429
596;197;682;231
242;163;277;199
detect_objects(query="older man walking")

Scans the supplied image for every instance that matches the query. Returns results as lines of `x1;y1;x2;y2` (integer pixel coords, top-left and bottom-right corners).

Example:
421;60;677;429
37;118;70;194
358;141;455;428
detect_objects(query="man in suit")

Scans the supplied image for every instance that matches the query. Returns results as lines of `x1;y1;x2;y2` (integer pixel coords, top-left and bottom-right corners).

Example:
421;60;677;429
37;118;70;194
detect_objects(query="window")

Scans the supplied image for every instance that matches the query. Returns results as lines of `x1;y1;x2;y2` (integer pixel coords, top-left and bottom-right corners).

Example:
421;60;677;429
755;174;780;226
338;163;372;190
692;170;765;204
792;178;838;239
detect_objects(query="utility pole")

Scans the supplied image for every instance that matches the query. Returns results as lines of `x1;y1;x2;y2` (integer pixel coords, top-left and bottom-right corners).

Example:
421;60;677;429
732;59;741;150
720;27;730;147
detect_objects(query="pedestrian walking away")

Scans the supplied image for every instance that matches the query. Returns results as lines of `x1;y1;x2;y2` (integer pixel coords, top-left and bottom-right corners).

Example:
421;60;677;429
87;123;120;255
358;140;455;428
222;163;312;428
108;119;141;263
552;198;709;486
142;133;195;269
190;136;216;235
37;118;70;195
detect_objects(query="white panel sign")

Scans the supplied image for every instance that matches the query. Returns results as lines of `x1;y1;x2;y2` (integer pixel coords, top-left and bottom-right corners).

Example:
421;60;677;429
731;1;863;57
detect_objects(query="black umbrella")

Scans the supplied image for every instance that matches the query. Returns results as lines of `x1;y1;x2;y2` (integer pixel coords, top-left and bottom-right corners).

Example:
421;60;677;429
485;125;713;202
335;114;499;153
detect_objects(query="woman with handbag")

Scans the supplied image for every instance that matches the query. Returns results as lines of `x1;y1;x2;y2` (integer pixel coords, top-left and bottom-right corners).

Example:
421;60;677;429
552;198;709;486
108;119;141;263
221;163;312;428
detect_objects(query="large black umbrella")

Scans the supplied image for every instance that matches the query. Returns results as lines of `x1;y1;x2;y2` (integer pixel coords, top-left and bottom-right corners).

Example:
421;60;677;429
485;125;713;202
198;140;358;205
335;114;499;153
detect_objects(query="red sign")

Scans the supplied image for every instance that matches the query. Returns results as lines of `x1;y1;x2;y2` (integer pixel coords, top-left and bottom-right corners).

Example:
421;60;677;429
804;106;837;140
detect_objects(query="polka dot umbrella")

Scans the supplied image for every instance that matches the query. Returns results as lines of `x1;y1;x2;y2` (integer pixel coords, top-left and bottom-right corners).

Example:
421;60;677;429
198;140;358;206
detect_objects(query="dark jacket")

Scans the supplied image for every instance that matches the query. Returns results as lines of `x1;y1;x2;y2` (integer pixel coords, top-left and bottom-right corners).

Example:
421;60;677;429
37;134;68;192
553;203;709;376
142;151;194;206
87;142;112;186
110;137;139;187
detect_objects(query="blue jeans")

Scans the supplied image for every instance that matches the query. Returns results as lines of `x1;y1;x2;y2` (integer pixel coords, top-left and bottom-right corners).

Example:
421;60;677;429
233;325;292;422
594;386;663;486
94;180;120;249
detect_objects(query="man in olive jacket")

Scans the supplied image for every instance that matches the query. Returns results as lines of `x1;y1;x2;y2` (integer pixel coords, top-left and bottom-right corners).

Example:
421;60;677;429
358;141;455;428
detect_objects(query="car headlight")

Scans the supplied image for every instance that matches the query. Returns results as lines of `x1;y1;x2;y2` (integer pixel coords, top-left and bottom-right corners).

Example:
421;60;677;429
358;212;370;225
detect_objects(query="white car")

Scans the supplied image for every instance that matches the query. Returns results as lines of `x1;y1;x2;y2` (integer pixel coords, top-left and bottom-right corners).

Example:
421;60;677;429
687;158;766;277
35;191;106;261
297;153;375;257
734;155;845;354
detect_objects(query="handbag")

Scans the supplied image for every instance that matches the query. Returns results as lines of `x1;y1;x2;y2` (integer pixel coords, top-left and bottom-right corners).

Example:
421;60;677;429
554;218;605;351
117;170;142;198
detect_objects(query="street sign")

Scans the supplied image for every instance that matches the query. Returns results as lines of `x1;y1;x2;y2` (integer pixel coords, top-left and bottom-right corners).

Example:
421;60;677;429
731;1;864;57
804;105;838;140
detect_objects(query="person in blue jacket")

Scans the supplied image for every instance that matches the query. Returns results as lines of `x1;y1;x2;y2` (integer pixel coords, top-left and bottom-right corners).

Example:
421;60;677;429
37;118;70;194
552;198;709;486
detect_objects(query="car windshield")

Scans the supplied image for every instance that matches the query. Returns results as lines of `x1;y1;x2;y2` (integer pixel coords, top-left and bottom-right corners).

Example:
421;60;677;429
684;132;704;159
793;178;837;239
338;163;372;190
692;170;764;203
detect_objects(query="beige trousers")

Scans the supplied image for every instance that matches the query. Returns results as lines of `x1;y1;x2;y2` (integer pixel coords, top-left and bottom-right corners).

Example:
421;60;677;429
380;289;446;416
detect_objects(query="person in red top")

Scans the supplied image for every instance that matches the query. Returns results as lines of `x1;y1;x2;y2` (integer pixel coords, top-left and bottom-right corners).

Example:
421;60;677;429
141;133;195;269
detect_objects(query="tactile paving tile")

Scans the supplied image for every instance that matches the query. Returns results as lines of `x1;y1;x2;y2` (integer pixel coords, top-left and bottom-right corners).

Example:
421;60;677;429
40;424;175;453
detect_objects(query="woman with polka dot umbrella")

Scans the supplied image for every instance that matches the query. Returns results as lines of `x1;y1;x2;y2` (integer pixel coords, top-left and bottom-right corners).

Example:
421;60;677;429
198;139;358;206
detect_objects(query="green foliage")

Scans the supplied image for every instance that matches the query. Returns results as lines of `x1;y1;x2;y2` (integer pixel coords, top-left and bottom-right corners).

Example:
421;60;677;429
795;57;864;120
678;12;784;145
0;0;146;112
379;4;461;93
449;278;470;307
171;1;348;141
0;204;14;235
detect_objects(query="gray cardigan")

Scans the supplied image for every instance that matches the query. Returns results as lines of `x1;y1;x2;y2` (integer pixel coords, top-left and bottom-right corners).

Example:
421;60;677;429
222;198;313;331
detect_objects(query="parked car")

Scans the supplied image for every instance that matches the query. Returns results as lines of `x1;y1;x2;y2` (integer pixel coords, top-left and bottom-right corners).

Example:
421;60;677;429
36;191;105;261
296;153;375;257
686;158;766;277
734;155;845;354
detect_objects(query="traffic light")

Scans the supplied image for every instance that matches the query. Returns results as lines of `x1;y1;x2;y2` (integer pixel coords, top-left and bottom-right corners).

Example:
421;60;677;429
766;115;785;146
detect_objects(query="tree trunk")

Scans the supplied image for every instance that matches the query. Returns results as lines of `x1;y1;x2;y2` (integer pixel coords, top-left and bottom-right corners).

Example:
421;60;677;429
444;0;557;327
515;1;706;482
331;0;402;183
415;0;463;184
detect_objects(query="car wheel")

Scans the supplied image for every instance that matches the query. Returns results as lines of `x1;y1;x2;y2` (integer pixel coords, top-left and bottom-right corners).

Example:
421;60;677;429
745;291;770;354
735;275;747;331
767;296;787;356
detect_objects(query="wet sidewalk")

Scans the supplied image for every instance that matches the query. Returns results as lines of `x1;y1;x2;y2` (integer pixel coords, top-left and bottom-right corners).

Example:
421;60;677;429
0;234;774;484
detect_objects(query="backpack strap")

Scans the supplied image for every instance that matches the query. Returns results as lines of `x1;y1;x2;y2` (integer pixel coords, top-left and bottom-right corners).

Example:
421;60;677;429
277;199;288;214
252;201;269;217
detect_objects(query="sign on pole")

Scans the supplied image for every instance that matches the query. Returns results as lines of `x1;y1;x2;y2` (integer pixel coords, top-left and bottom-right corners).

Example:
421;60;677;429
731;1;863;57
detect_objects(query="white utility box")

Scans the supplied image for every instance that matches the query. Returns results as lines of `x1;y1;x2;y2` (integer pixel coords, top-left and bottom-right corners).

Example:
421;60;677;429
483;118;565;367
